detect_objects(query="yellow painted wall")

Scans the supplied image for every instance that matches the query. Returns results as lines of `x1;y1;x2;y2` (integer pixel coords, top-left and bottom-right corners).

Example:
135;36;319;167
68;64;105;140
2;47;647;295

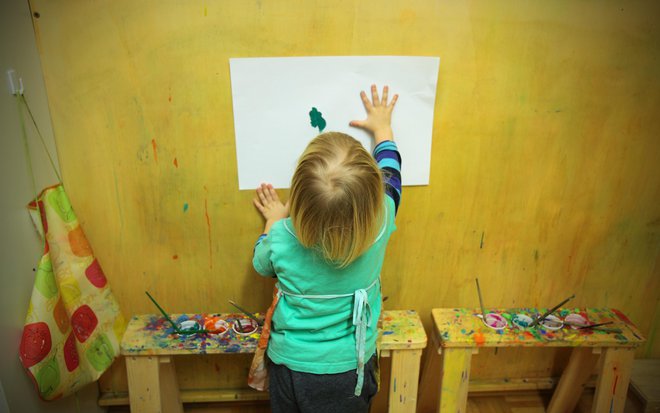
29;0;660;406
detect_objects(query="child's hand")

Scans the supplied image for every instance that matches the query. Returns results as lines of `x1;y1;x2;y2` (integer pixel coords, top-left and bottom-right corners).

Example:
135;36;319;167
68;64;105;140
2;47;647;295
253;183;289;233
349;84;398;144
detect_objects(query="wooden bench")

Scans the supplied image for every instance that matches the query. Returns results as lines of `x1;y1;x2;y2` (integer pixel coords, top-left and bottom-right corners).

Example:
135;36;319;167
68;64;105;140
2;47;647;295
421;307;645;413
116;310;426;413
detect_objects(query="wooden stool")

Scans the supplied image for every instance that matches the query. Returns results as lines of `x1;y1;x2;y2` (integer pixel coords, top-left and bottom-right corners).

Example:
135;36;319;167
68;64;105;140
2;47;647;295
116;310;426;413
420;307;645;413
379;310;428;413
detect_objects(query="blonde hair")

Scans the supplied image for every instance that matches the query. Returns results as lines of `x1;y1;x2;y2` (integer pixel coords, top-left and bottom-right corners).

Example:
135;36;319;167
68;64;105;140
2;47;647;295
290;132;385;268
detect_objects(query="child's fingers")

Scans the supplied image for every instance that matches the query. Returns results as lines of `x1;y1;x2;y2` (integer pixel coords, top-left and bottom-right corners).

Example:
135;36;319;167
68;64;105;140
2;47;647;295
388;94;399;109
381;86;389;106
260;183;271;201
267;185;279;201
349;120;366;128
359;91;372;110
371;84;380;106
258;185;270;204
253;197;265;212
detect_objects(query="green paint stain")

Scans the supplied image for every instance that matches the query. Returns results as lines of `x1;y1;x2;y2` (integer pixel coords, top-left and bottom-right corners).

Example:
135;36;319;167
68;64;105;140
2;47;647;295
529;328;543;340
183;203;189;212
309;107;326;132
614;334;628;342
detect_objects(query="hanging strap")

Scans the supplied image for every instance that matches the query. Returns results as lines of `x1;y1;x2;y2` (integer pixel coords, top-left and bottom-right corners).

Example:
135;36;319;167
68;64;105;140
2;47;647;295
351;288;372;396
17;94;45;250
15;93;63;250
19;94;62;182
276;276;379;396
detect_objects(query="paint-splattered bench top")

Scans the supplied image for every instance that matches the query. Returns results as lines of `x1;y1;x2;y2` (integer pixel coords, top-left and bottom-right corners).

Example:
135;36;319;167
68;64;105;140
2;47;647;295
431;308;645;349
121;313;262;356
121;310;427;356
379;310;427;350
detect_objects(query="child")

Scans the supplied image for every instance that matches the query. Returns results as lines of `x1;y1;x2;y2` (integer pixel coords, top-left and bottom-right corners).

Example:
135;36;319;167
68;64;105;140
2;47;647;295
252;85;401;413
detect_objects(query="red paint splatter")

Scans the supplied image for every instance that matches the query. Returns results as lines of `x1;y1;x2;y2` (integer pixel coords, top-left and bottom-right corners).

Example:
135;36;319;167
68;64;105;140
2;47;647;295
151;139;158;163
205;198;213;269
172;255;178;260
579;311;591;322
173;157;178;168
612;309;634;326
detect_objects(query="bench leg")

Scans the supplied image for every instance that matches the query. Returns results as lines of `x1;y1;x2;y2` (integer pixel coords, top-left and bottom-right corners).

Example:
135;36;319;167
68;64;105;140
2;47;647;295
592;347;635;413
547;347;600;413
126;356;183;413
388;349;422;413
417;339;442;411
437;347;472;413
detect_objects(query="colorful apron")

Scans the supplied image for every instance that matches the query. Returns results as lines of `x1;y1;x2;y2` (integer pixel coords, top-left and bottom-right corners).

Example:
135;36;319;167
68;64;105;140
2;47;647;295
248;285;281;391
19;184;126;400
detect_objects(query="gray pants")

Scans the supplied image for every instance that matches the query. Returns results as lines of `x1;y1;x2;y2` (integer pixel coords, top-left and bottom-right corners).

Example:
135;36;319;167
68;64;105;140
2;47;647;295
268;355;378;413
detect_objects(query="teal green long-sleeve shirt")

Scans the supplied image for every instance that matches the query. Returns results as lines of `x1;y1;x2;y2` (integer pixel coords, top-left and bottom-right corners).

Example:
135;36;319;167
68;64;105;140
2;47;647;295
252;197;396;374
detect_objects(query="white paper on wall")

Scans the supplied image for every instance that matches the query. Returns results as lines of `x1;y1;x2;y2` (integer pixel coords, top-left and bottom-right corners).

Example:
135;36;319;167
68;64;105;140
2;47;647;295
229;56;440;190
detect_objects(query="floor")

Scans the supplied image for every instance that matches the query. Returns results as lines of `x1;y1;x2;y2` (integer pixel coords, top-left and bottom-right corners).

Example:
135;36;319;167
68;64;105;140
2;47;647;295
108;388;646;412
465;389;644;413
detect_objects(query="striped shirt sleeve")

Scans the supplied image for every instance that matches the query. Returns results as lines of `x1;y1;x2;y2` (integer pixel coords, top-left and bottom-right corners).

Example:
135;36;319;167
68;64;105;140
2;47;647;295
373;140;402;215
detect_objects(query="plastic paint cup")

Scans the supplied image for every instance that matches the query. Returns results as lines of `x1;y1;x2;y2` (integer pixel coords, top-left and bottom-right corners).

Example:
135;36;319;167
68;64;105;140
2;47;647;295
564;313;588;329
539;315;563;331
204;317;229;336
482;313;507;330
232;318;259;336
512;313;533;329
177;320;202;338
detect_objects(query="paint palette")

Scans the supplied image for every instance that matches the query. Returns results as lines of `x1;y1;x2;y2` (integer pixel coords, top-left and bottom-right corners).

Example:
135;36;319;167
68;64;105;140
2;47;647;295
539;315;563;331
511;313;533;329
204;317;229;337
482;313;507;330
564;313;588;329
232;318;259;336
176;320;202;338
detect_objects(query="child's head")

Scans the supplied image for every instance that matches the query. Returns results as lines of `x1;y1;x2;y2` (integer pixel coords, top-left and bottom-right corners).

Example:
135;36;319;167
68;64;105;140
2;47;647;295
290;132;384;268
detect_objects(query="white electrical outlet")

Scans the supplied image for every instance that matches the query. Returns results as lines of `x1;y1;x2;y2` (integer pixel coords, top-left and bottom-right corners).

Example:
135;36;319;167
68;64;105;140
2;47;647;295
6;69;24;95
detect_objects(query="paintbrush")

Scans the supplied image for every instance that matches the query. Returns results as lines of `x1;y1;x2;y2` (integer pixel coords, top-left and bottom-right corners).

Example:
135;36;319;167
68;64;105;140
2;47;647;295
145;291;208;334
577;321;613;330
145;291;181;332
529;294;575;327
475;278;486;319
229;300;263;326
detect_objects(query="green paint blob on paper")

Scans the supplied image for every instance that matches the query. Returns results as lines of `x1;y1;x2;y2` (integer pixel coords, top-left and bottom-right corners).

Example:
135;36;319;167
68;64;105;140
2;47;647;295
309;107;326;132
183;203;189;212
